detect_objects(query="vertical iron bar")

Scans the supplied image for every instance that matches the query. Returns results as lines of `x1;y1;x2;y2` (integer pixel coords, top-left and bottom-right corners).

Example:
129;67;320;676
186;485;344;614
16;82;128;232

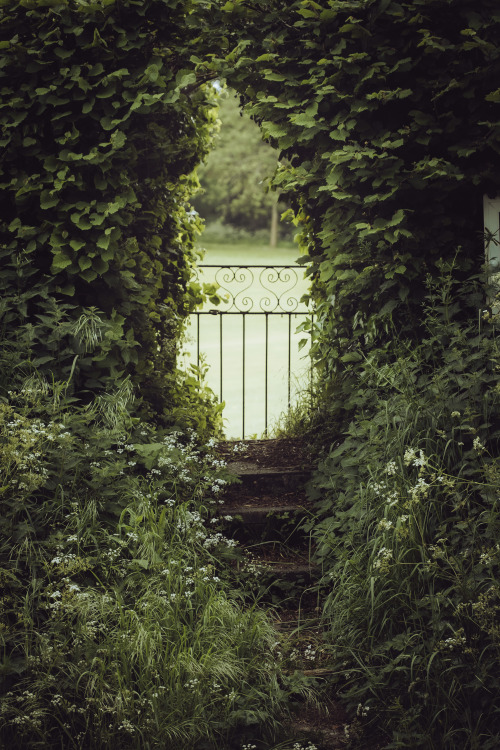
288;314;292;407
196;313;200;371
219;314;223;403
242;314;246;439
265;313;269;435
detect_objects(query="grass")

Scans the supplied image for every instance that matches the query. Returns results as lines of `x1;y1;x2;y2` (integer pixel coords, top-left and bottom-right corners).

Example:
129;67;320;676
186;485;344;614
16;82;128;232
198;240;300;266
0;386;289;749
183;235;313;440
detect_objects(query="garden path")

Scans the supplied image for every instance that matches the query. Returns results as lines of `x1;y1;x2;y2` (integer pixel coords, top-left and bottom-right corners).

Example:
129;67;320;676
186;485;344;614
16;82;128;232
216;437;351;750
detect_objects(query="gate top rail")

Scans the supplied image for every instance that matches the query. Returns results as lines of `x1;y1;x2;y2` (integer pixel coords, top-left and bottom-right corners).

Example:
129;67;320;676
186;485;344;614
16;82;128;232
195;264;311;314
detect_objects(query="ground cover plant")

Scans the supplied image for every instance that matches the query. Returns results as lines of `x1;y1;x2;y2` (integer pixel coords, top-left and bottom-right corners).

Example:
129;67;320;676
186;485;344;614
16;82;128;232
0;366;288;749
306;270;500;748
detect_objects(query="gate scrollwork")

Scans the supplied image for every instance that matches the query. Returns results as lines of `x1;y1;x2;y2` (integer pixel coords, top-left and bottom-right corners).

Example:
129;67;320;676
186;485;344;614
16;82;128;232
198;265;310;314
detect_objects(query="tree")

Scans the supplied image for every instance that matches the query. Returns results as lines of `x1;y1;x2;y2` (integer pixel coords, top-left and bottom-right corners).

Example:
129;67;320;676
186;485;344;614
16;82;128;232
192;88;287;244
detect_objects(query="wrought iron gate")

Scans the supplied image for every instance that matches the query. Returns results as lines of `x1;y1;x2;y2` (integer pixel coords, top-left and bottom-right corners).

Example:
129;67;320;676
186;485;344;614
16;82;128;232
186;264;313;439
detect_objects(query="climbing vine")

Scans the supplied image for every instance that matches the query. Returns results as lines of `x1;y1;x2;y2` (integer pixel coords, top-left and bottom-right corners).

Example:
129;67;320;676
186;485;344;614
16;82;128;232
0;0;218;421
217;0;500;401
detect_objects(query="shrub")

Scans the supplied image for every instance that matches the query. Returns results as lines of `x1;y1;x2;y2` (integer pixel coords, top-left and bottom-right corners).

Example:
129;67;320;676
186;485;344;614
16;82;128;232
307;268;500;748
0;377;284;749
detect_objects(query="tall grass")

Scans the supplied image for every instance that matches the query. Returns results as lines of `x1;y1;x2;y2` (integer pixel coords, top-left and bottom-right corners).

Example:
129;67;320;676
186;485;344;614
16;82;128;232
308;269;500;748
0;376;286;749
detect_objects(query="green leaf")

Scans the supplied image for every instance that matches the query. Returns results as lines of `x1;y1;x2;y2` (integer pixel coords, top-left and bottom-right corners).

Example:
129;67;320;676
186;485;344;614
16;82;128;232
57;284;75;296
70;213;92;230
96;234;110;250
80;268;98;282
341;351;363;363
54;47;73;60
51;252;73;271
110;130;126;149
78;256;92;271
40;191;59;209
261;121;289;139
92;257;109;274
145;64;159;82
176;71;196;88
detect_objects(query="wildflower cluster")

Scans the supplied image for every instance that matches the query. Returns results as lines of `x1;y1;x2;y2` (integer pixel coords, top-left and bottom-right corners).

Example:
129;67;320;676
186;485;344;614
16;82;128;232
0;385;284;749
0;404;71;496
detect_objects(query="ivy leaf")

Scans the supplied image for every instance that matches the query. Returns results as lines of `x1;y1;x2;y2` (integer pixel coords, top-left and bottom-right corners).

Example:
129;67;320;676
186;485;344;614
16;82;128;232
51;252;73;271
78;256;92;271
96;234;110;250
80;268;98;282
92;257;109;274
176;71;196;88
40;191;59;209
71;213;93;230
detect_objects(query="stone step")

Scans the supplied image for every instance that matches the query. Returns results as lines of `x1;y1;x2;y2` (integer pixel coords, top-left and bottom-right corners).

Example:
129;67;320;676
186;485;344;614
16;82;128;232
218;503;309;543
238;544;319;586
273;606;322;631
227;462;313;477
283;667;337;677
281;699;350;750
286;721;347;750
219;503;306;522
225;461;313;491
262;561;316;579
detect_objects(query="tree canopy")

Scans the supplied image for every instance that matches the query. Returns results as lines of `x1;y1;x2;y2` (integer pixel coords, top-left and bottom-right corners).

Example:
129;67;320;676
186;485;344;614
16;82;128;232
192;88;283;238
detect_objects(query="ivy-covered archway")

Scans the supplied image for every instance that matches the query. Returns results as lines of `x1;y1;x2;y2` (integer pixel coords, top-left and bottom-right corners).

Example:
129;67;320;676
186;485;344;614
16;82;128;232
3;0;499;414
2;1;500;747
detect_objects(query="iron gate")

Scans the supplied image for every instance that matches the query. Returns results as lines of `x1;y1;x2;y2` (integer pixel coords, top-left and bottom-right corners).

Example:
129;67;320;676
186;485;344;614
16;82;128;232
186;264;314;439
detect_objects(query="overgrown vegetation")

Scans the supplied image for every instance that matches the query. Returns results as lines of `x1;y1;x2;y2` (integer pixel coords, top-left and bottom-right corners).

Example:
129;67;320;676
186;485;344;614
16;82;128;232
0;0;219;422
3;0;500;747
0;2;286;748
0;372;286;748
307;271;500;747
213;1;500;746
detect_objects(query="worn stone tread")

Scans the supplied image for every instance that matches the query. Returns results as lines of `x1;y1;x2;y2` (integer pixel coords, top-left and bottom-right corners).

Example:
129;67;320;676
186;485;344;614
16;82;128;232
226;461;313;476
220;503;305;519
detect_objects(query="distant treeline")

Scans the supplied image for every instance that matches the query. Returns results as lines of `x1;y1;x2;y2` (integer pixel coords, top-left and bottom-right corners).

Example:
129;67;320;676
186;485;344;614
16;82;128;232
192;89;293;244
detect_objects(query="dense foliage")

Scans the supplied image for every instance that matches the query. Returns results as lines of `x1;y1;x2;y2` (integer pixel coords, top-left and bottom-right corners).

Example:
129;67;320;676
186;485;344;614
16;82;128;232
218;0;500;382
208;1;500;746
308;273;500;748
0;3;286;749
0;0;219;423
3;0;500;747
0;370;285;748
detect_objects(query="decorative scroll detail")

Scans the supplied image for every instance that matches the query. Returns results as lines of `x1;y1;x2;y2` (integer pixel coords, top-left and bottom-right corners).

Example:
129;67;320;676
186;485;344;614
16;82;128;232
196;265;311;314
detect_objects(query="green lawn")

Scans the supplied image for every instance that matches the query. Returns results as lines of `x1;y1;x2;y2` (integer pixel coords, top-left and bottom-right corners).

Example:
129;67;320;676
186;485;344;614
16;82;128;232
183;239;312;439
197;239;301;266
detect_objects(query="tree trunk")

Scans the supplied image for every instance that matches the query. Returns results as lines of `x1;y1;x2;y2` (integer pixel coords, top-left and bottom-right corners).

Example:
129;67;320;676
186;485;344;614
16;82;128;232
270;198;279;248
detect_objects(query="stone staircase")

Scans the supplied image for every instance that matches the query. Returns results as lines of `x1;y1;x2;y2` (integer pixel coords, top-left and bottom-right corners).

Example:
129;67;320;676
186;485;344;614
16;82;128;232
216;438;349;750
